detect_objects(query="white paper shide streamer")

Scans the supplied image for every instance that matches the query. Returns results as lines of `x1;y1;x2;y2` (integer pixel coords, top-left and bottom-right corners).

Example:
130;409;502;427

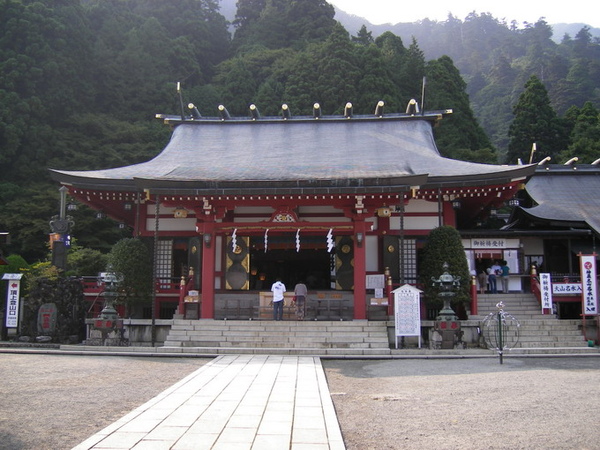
295;229;301;252
231;228;237;251
326;228;334;252
264;229;269;253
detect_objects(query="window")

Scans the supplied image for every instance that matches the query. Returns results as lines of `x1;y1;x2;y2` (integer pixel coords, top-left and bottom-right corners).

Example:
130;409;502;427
156;239;173;288
399;239;417;284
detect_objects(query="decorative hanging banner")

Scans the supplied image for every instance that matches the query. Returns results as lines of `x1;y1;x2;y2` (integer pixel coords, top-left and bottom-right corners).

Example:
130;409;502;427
264;229;269;253
580;254;598;314
295;229;301;252
326;228;334;253
231;228;237;251
539;273;553;310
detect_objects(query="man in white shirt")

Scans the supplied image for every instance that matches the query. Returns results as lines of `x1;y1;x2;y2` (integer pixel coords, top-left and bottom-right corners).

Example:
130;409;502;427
489;261;502;294
271;279;286;320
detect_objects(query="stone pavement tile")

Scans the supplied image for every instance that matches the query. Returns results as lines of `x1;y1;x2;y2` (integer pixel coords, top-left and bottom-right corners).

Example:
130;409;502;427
211;442;251;450
216;426;257;444
292;426;329;445
231;404;265;417
293;412;326;429
130;440;173;450
187;416;228;435
171;432;219;450
159;406;203;427
72;434;109;450
291;444;330;450
257;420;293;436
134;408;172;422
92;431;146;449
118;419;162;433
143;425;188;441
251;434;292;449
264;398;294;411
315;360;345;448
261;409;293;424
226;413;263;429
201;399;239;418
73;355;347;450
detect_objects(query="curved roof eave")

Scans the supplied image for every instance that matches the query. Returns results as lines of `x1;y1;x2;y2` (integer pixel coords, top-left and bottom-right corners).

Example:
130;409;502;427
519;166;600;235
49;114;535;192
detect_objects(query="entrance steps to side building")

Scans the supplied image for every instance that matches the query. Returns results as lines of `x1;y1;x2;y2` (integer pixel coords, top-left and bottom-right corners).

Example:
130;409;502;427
473;293;592;350
161;319;392;356
475;293;550;319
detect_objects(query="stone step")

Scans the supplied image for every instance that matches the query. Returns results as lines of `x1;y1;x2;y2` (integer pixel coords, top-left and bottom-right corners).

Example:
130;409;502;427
475;293;588;349
157;346;394;356
163;320;391;350
507;346;598;354
57;344;599;357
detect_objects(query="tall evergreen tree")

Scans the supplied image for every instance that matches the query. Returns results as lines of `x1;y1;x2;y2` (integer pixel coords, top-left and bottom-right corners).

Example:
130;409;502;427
352;25;374;45
558;102;600;163
419;226;471;315
399;37;426;102
425;56;495;160
313;23;360;113
506;75;567;164
232;0;335;51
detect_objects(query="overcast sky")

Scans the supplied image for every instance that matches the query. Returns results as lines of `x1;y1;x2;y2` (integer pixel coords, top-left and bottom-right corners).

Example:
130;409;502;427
328;0;600;28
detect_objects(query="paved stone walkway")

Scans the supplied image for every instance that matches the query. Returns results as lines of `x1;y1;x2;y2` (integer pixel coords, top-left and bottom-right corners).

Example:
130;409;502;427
72;355;345;450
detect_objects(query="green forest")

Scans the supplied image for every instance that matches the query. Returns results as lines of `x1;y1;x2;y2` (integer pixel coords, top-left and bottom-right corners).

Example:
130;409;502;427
1;0;599;266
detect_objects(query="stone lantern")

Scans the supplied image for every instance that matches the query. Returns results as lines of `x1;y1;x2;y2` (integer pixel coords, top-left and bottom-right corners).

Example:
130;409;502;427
432;262;461;321
86;270;124;345
430;262;463;349
99;271;119;322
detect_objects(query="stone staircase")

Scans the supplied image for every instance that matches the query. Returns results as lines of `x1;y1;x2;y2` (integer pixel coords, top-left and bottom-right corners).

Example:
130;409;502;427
474;293;593;353
161;319;392;356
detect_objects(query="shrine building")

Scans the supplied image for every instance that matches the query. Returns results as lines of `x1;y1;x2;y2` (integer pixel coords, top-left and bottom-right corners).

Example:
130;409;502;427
50;101;536;320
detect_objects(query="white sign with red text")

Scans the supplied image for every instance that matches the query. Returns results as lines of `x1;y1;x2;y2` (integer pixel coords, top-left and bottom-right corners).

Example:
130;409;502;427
3;273;23;328
539;273;553;310
580;255;598;315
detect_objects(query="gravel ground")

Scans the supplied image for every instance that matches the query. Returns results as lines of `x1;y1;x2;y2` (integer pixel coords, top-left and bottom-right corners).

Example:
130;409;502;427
0;353;206;450
1;352;599;450
322;356;600;450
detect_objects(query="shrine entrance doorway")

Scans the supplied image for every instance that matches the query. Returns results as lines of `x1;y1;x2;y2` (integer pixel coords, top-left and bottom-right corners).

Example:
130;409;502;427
248;236;334;291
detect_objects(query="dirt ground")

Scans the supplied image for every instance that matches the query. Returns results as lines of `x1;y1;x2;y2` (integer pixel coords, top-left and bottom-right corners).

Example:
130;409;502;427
322;356;600;450
0;354;206;450
1;353;599;450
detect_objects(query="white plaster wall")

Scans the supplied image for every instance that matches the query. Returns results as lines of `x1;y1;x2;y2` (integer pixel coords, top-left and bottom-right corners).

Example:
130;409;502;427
390;216;439;230
405;199;438;213
146;218;196;231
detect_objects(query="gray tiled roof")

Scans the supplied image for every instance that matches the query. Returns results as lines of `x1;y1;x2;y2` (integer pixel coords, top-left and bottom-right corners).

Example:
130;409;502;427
50;116;534;193
521;166;600;235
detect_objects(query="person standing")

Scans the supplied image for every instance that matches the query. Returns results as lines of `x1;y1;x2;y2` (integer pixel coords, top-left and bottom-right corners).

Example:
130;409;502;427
271;278;286;321
488;261;501;294
476;259;487;294
500;260;510;293
477;269;488;294
294;281;308;321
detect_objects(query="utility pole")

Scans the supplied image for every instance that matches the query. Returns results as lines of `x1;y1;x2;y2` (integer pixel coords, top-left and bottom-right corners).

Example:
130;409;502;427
49;186;74;271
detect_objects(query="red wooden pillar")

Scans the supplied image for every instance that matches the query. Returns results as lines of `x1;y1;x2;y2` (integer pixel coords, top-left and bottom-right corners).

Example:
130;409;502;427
200;225;216;319
442;200;456;226
470;275;478;316
178;275;186;315
386;268;393;316
353;221;368;320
